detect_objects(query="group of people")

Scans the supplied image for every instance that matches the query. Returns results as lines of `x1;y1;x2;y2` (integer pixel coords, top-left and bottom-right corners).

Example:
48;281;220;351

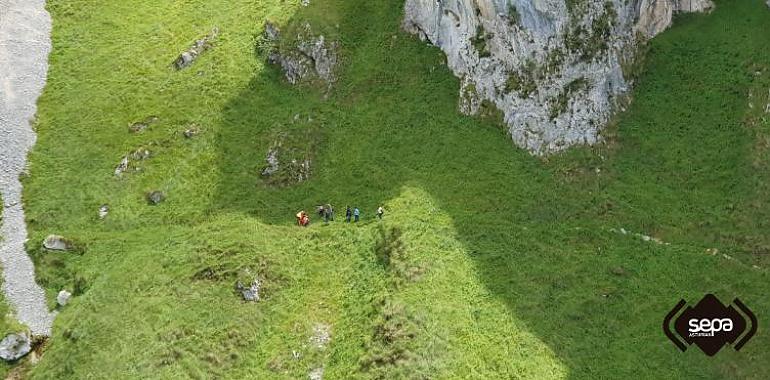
296;204;385;227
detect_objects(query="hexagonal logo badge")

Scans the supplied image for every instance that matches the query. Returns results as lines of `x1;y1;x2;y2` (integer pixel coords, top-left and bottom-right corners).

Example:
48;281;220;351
663;294;757;356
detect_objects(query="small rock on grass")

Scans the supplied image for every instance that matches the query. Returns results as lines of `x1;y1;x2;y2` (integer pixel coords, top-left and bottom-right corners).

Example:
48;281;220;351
57;290;72;306
98;204;109;219
261;148;280;177
0;334;31;362
183;125;201;138
43;235;71;251
235;278;261;302
173;28;219;70
128;116;159;133
146;191;166;205
130;147;152;161
114;156;130;177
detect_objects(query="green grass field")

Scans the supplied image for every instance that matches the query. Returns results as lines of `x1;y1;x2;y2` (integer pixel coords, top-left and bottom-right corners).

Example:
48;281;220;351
10;0;770;378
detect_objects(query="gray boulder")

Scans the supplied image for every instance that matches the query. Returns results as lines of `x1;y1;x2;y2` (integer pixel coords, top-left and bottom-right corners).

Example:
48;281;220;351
236;279;261;302
174;28;219;70
175;52;194;69
0;334;31;361
261;148;280;177
114;156;129;177
146;191;166;205
57;290;72;306
43;235;70;251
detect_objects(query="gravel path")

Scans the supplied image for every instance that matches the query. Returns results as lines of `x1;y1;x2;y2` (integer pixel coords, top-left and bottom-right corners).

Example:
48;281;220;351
0;0;55;336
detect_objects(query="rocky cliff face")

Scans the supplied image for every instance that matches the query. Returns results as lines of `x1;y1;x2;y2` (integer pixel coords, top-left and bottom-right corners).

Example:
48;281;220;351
403;0;713;154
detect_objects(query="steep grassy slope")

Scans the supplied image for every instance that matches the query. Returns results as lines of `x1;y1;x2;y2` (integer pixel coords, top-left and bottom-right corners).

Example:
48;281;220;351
11;0;770;378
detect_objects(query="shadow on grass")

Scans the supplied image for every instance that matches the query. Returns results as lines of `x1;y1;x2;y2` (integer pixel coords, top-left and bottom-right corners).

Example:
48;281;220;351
211;0;770;378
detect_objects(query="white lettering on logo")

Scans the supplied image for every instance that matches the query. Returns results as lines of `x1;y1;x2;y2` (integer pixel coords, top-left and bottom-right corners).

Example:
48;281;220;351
688;318;733;334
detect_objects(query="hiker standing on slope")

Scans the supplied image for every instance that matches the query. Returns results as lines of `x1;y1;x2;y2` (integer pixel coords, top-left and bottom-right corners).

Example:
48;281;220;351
354;207;360;222
377;206;385;220
326;204;334;222
345;206;352;222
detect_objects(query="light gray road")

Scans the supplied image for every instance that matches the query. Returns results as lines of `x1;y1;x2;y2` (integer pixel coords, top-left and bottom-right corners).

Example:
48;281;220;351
0;0;55;336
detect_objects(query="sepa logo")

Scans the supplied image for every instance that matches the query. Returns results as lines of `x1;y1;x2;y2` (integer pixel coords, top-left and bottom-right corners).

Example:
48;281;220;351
663;294;757;356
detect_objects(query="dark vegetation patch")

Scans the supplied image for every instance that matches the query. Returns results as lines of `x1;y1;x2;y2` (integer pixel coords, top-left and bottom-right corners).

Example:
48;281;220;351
470;25;492;58
374;226;424;286
506;4;521;27
358;226;427;378
565;1;617;62
359;297;423;379
504;61;538;97
549;76;591;120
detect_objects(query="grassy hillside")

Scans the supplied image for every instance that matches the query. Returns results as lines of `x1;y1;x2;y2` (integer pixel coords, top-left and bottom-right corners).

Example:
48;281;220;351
11;0;770;378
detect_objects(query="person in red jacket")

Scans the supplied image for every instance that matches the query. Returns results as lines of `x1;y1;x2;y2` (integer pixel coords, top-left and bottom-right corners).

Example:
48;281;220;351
296;211;310;227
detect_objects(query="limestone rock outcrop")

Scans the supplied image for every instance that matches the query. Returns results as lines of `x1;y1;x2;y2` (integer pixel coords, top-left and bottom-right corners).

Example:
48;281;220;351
636;0;713;37
264;22;338;87
236;278;261;302
146;190;166;205
403;0;713;154
173;28;218;70
0;333;31;361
